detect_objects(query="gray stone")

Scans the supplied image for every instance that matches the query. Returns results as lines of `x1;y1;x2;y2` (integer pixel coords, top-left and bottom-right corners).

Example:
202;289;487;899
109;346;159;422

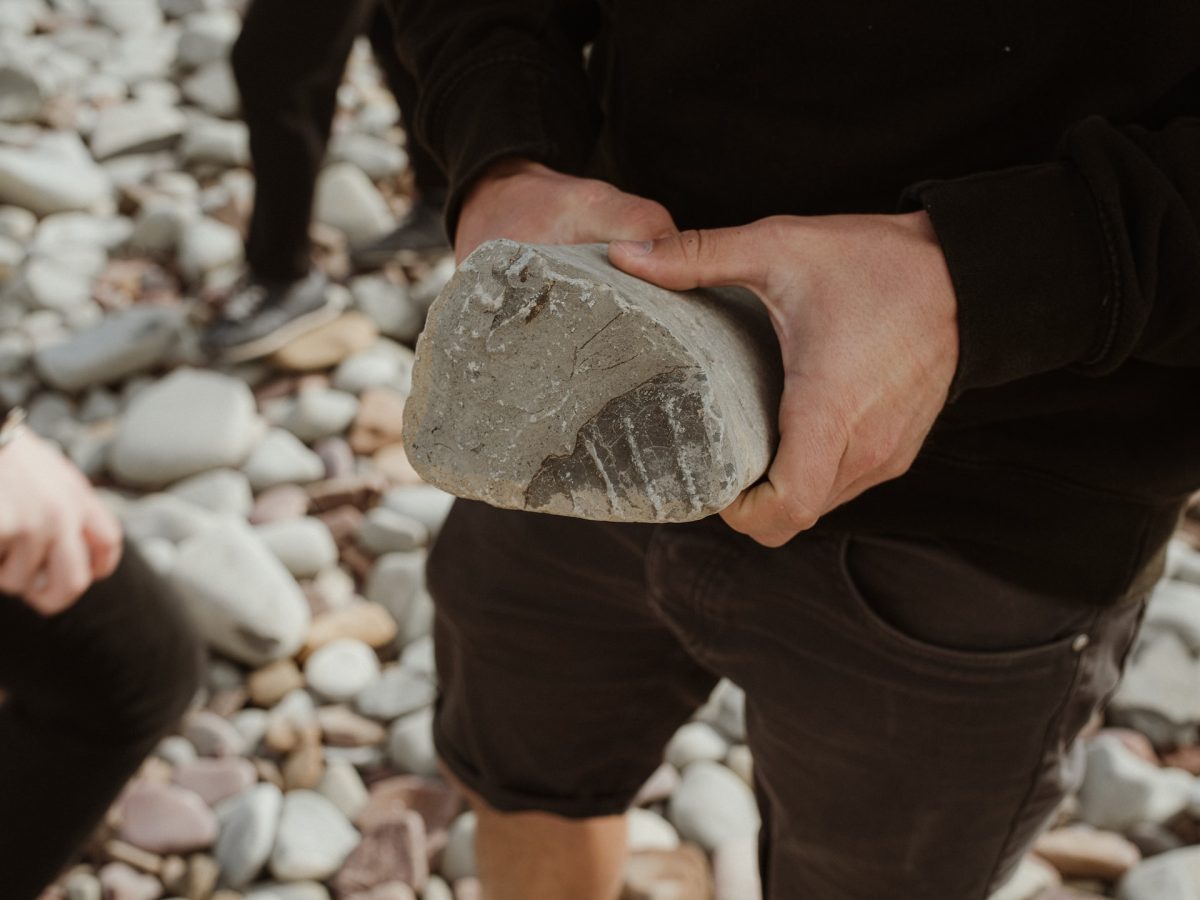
358;507;429;555
178;216;242;282
65;871;103;900
1077;735;1196;831
305;638;381;702
242;428;326;491
90;101;186;159
665;722;730;771
399;635;435;680
1143;579;1200;654
79;386;121;423
176;9;239;69
7;258;92;312
282;387;359;442
121;492;218;545
423;877;453;900
387;709;438;777
244;884;331;900
318;758;370;822
0;205;36;243
255;516;339;579
109;368;258;487
170;520;311;666
185;710;248;758
130;198;193;255
93;0;162;34
216;783;283;888
313;162;393;244
34;305;184;391
0;329;31;375
1109;631;1200;749
0;64;45;122
404;241;781;523
364;552;430;644
156;734;199;768
348;275;424;344
269;790;360;882
627;808;681;852
0;235;23;280
986;856;1062;900
328;133;408;181
667;760;760;852
180;116;249;168
380;486;454;537
168;468;253;517
1167;541;1200;586
182;61;239;118
1116;846;1200;900
333;337;415;395
232;708;269;752
356;664;435;721
440;812;476;882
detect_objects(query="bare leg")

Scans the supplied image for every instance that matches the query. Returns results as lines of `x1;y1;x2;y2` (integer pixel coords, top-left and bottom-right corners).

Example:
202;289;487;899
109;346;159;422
443;764;628;900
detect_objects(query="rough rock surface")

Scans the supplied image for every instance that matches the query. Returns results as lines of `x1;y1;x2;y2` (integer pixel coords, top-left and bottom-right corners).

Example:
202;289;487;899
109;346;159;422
403;240;781;523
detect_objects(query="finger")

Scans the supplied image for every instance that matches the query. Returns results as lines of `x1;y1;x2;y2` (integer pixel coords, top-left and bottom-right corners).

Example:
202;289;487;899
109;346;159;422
25;531;92;616
720;387;847;546
584;194;677;243
82;500;123;580
608;225;768;293
0;532;51;597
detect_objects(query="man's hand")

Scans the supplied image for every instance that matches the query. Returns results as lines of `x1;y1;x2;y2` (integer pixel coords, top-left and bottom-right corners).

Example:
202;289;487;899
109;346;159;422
609;212;958;547
0;428;123;615
455;158;676;262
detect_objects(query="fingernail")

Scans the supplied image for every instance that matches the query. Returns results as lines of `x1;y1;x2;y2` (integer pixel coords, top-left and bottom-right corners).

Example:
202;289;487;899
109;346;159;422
611;239;653;257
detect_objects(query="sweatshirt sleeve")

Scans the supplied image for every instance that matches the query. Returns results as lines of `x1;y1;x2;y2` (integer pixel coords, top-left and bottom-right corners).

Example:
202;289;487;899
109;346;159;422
904;114;1200;397
384;0;601;234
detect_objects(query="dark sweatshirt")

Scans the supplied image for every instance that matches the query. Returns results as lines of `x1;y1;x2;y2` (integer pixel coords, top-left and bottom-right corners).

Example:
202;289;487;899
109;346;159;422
386;0;1200;602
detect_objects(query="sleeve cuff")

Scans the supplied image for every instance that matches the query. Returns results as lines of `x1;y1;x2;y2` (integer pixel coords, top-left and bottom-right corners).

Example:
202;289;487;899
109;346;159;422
421;55;599;237
904;163;1117;396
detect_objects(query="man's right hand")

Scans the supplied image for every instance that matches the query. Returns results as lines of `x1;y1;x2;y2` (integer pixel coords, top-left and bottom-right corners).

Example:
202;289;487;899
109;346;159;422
454;158;677;262
0;428;123;616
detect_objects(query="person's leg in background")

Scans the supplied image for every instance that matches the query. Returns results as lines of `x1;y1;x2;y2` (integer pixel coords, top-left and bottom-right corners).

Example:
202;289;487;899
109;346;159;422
203;0;378;361
0;541;203;900
349;5;450;269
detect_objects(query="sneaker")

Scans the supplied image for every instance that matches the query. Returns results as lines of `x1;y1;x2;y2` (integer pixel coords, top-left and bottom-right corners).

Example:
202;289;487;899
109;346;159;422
201;269;343;363
349;195;450;271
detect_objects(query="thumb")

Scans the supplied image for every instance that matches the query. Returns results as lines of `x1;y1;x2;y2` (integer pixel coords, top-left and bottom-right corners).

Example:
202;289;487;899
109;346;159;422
608;225;766;292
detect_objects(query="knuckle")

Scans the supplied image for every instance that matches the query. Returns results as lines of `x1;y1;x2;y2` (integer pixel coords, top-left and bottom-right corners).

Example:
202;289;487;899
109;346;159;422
783;499;820;531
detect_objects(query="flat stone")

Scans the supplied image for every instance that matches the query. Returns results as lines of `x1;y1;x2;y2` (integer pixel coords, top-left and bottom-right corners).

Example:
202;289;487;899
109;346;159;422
0;133;111;216
1035;825;1142;881
666;722;730;772
316;704;388;746
110;368;257;488
356;665;435;722
118;782;219;854
180;116;249;168
168;468;253;518
349;387;406;455
315;435;356;479
155;735;198;768
178;216;242;282
283;387;359;442
404;241;780;523
1077;735;1196;832
712;835;759;900
33;305;183;391
255;517;339;579
247;660;305;708
182;61;239;118
10;257;93;312
387;709;438;777
305;602;398;659
399;635;435;680
270;790;360;882
90;102;186;159
314;162;393;244
364;552;426;637
380;486;455;537
318;757;370;822
184;710;248;758
130;198;193;256
634;764;682;807
242;428;326;491
348;276;423;344
272;312;379;372
249;483;311;524
988;855;1063;900
172;757;258;807
357;776;463;839
120;492;218;546
305;638;380;701
215;784;283;888
0;64;43;123
667;761;760;852
243;884;331;900
725;745;753;786
283;738;326;792
333;808;428;895
328;133;408;181
176;10;239;69
97;862;163;900
170;521;311;666
65;871;103;900
1117;846;1200;900
440;812;476;883
628;808;681;852
358;507;429;555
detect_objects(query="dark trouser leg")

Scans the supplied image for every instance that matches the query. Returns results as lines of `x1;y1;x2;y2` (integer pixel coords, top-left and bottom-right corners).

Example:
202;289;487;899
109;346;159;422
232;0;378;282
646;530;1146;900
365;5;446;198
0;542;203;900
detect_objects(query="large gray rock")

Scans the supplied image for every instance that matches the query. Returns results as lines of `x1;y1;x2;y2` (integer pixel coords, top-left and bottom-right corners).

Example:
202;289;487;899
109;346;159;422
89;101;186;159
34;306;184;391
169;520;311;666
403;241;781;523
109;368;258;487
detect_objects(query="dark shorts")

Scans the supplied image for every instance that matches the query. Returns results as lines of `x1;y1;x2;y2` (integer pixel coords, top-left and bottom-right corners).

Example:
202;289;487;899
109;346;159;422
427;500;1152;900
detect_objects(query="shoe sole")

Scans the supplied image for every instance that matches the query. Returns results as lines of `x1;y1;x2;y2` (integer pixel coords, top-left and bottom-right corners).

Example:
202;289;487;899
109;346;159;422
216;291;348;364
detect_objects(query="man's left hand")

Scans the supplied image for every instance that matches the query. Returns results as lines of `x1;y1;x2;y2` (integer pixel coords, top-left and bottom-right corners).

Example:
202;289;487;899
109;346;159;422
609;212;958;547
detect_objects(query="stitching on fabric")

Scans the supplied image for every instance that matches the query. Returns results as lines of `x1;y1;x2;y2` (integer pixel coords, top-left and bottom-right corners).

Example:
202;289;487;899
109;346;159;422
1076;169;1124;369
